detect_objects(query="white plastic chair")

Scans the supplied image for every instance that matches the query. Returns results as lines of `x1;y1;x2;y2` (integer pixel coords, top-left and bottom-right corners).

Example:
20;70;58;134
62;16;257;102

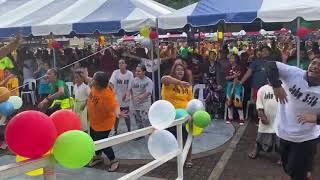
193;84;206;106
20;79;37;105
65;82;74;97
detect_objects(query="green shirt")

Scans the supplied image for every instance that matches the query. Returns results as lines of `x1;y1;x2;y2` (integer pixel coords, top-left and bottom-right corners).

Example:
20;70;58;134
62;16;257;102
287;59;310;70
48;80;70;100
0;56;14;70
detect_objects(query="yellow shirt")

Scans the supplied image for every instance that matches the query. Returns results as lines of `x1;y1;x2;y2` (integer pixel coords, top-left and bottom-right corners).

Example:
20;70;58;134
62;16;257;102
5;77;19;96
161;84;192;109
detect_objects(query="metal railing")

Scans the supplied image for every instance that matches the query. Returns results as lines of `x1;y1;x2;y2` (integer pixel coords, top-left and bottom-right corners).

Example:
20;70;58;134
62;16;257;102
0;116;192;180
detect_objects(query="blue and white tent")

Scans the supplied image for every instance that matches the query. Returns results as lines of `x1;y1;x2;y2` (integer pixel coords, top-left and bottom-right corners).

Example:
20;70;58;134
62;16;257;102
159;0;320;29
0;0;174;37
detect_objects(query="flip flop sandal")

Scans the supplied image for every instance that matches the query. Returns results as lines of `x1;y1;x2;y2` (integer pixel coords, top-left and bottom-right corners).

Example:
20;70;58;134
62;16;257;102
108;161;119;172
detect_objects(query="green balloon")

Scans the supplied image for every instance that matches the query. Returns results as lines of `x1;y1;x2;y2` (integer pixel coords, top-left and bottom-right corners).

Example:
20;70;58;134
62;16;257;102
53;130;95;169
192;111;211;128
175;109;188;120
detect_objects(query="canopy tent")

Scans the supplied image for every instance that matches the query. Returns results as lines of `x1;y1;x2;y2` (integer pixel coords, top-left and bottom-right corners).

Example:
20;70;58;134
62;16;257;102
0;0;174;37
159;0;320;29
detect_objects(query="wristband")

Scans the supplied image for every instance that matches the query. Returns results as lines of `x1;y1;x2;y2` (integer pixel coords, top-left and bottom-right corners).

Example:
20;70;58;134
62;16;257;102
45;97;51;101
317;114;320;125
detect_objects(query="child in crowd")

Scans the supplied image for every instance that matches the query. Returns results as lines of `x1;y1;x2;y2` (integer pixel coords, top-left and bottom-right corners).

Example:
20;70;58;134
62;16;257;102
0;68;19;96
34;62;50;99
73;71;90;131
87;71;119;172
225;54;246;125
248;82;280;164
130;64;153;131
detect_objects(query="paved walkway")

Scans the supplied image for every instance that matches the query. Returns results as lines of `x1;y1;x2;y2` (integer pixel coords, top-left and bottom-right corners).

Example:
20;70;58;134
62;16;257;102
219;121;320;180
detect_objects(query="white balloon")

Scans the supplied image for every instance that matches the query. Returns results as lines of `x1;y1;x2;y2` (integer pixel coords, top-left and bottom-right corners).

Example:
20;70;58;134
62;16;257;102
148;130;178;159
186;99;205;115
148;100;176;130
7;96;23;110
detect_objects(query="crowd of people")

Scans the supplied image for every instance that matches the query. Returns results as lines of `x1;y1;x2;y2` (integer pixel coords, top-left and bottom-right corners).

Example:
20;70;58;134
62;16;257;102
0;32;320;179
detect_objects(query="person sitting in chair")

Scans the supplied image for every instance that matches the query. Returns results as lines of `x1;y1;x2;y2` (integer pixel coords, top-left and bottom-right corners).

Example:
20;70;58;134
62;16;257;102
38;69;72;115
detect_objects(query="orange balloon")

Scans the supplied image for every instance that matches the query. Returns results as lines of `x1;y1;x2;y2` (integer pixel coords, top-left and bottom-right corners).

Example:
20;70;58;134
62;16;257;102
0;87;10;103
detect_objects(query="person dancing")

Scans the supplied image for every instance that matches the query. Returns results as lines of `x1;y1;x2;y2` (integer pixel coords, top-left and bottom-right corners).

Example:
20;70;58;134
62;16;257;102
265;57;320;180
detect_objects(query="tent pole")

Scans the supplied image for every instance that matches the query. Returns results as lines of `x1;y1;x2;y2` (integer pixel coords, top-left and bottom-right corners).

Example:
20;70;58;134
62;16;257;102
151;44;156;101
53;48;56;69
297;18;301;68
156;18;161;100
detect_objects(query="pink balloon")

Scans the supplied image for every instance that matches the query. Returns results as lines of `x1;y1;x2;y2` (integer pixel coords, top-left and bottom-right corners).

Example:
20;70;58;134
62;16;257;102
5;111;57;159
50;110;81;136
149;31;158;40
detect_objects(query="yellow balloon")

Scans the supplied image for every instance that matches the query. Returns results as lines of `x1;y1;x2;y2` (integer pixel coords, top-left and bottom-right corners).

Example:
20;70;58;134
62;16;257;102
185;122;203;137
139;26;151;37
15;151;51;176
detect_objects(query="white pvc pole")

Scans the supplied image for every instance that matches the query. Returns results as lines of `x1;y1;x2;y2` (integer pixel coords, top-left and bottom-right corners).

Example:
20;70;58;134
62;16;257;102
156;19;161;100
151;45;156;101
297;18;301;68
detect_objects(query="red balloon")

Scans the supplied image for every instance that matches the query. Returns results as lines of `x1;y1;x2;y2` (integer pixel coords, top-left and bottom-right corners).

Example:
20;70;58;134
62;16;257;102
297;27;310;39
50;110;81;136
149;31;158;40
5;111;57;159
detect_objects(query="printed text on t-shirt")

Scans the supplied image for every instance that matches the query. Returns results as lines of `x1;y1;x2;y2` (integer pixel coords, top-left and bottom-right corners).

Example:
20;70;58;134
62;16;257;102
289;85;318;107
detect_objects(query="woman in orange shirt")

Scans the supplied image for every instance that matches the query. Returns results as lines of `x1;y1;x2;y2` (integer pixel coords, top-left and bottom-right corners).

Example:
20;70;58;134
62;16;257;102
161;60;193;168
87;71;119;172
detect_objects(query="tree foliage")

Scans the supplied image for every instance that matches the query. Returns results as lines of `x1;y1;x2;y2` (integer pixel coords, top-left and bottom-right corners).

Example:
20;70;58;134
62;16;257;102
155;0;198;9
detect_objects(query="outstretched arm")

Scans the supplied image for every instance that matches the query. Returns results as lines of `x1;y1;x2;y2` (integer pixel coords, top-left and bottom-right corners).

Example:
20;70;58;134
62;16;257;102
265;61;288;104
0;34;22;59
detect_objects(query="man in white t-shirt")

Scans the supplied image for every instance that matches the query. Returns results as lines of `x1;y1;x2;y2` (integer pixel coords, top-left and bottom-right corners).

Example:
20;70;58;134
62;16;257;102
109;59;134;135
265;57;320;180
248;83;279;161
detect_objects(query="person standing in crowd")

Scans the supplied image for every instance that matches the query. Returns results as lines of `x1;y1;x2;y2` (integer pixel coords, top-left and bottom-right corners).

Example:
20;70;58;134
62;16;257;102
0;69;19;96
287;46;310;70
248;82;280;164
73;71;90;131
161;60;193;168
38;69;71;115
130;64;153;132
225;54;246;125
109;59;134;135
0;34;20;82
87;71;119;172
240;46;275;105
100;48;118;77
265;57;320;180
34;62;50;99
203;51;225;119
189;54;203;85
21;48;36;82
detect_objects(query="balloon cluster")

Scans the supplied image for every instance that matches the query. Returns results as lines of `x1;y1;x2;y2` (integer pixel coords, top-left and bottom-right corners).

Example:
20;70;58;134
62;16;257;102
0;87;23;117
139;26;158;49
48;39;61;49
5;110;94;176
147;99;211;159
147;100;178;159
185;99;211;137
